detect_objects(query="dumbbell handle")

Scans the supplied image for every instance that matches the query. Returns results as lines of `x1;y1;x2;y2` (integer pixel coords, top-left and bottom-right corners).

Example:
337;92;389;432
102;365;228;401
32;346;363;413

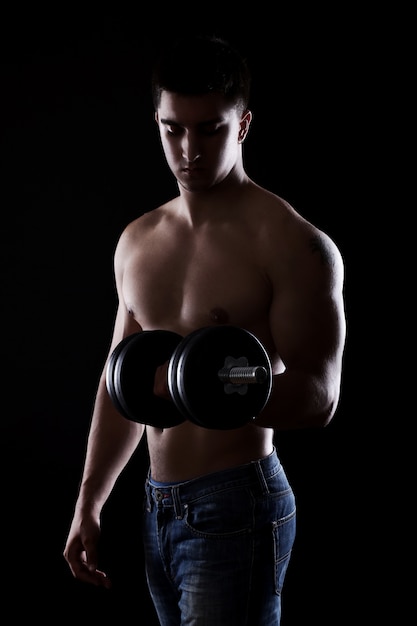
218;365;268;385
218;354;269;386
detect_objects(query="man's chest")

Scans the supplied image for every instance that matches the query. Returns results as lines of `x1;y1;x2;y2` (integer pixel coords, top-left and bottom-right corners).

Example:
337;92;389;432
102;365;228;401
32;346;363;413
121;239;271;332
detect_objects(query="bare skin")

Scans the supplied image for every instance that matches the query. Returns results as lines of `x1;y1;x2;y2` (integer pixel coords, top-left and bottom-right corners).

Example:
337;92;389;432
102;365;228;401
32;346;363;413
63;90;346;588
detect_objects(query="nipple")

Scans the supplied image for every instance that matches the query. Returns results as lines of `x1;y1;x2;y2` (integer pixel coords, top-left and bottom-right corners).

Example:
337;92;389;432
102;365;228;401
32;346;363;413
209;307;230;324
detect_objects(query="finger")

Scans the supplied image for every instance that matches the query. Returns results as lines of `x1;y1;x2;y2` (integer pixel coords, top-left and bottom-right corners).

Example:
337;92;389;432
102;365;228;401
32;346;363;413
153;361;171;399
87;567;112;589
68;552;111;588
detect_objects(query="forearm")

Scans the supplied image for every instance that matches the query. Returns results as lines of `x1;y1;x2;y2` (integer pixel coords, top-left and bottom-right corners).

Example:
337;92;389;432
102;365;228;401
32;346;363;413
255;368;341;431
74;377;145;515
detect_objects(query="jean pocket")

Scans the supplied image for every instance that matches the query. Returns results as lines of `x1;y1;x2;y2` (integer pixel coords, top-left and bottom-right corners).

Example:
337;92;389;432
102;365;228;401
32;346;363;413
184;487;254;538
272;511;296;595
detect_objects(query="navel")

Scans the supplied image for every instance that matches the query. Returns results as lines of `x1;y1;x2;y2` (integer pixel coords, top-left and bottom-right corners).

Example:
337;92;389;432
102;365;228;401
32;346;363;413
209;307;230;324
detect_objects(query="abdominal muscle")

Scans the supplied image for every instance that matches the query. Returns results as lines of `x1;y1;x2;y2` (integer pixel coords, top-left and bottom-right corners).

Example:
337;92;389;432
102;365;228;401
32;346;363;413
146;420;274;483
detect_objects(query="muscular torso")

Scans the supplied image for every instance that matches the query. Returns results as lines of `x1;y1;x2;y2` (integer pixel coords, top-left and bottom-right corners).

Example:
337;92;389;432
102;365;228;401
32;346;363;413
117;184;293;481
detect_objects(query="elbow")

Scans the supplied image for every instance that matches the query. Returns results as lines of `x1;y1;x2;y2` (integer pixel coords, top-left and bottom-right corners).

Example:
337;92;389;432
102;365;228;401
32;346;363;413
307;409;332;430
316;386;341;428
317;407;335;429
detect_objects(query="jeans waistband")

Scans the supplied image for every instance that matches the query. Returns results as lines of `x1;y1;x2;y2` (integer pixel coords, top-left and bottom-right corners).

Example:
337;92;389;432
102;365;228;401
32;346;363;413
145;447;281;517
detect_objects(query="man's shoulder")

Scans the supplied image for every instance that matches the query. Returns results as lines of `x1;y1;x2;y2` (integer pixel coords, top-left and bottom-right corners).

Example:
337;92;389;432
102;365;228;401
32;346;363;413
251;186;343;265
248;185;304;233
125;200;178;233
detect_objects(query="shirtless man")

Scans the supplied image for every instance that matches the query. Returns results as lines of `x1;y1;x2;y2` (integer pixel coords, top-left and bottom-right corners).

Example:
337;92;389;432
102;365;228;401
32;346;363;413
63;34;346;625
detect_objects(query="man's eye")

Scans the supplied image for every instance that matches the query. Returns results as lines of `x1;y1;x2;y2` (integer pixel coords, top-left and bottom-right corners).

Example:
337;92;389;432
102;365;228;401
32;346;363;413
202;126;221;136
167;126;181;136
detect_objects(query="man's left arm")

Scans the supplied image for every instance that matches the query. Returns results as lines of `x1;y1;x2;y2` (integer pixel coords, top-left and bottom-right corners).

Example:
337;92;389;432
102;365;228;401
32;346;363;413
256;228;346;430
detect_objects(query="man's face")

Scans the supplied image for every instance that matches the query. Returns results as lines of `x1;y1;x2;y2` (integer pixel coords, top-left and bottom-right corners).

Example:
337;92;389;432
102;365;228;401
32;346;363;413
155;90;246;192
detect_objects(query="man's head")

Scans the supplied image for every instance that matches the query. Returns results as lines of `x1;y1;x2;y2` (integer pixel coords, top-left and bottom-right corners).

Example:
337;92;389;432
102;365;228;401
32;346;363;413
152;34;253;193
151;34;251;115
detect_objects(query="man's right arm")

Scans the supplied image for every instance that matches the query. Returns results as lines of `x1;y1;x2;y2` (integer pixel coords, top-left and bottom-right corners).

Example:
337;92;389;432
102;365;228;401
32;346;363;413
63;368;144;586
63;224;146;586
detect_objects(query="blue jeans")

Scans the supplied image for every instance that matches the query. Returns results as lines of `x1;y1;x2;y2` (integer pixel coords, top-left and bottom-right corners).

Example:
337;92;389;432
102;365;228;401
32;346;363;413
143;448;296;625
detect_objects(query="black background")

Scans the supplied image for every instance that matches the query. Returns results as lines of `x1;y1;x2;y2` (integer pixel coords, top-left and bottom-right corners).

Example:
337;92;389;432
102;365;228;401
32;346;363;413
2;8;376;624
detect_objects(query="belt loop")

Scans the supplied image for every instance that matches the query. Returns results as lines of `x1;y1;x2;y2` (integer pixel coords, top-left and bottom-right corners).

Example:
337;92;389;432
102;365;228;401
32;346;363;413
253;459;269;495
172;486;183;519
145;478;152;512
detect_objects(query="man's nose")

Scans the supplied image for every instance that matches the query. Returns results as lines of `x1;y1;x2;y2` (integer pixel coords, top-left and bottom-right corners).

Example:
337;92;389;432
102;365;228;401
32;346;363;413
181;134;201;163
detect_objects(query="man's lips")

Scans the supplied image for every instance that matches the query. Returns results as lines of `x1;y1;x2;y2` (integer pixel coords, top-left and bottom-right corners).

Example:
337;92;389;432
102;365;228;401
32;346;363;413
182;166;204;174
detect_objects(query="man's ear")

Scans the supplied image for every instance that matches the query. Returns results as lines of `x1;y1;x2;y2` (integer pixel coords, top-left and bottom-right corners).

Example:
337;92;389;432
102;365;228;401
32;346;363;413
238;110;252;143
154;111;159;123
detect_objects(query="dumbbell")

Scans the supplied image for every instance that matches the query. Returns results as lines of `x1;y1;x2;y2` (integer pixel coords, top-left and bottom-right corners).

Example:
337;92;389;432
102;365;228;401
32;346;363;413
106;326;273;430
106;330;185;429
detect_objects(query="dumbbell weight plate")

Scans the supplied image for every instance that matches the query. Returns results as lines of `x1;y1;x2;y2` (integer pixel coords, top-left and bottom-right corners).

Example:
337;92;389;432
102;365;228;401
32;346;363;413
106;334;139;420
168;326;273;430
110;330;185;428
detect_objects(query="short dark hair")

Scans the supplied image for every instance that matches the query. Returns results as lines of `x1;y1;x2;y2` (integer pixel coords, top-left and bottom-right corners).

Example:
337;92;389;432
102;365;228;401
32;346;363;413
151;34;251;113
